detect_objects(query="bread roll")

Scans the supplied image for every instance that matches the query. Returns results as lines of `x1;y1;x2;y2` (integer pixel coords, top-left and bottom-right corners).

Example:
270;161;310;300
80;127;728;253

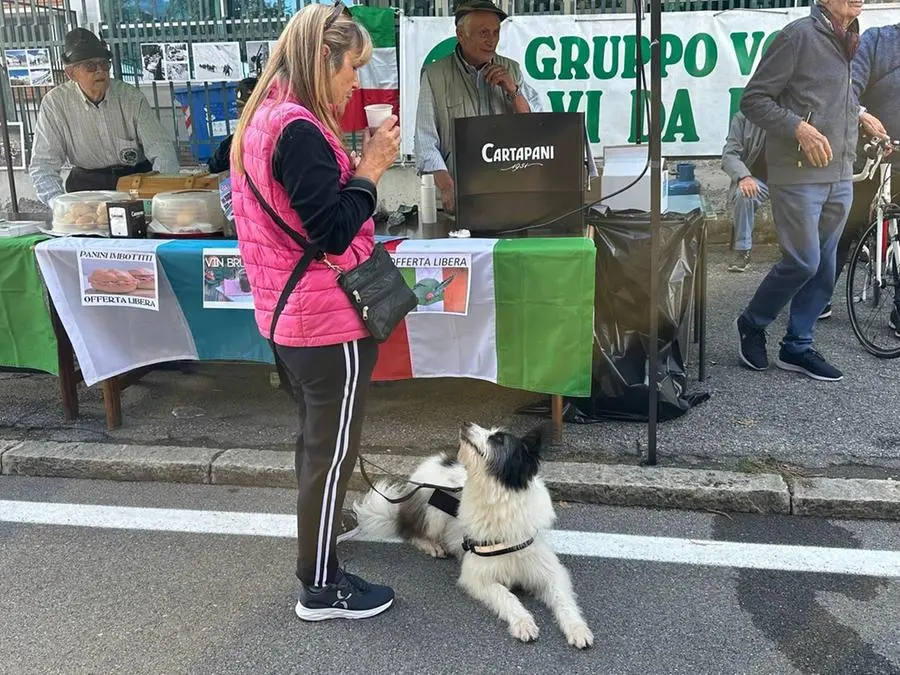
88;269;138;294
127;268;155;290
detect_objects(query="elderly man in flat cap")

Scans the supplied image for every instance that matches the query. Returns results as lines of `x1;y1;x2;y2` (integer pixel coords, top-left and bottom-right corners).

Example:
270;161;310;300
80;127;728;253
29;28;179;205
414;0;542;213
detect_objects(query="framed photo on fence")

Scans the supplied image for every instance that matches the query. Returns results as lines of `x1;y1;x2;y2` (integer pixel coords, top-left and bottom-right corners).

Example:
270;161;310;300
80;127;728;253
0;122;26;170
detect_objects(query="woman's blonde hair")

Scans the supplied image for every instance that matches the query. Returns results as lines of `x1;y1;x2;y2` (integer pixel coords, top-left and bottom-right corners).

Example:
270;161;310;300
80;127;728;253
231;4;373;175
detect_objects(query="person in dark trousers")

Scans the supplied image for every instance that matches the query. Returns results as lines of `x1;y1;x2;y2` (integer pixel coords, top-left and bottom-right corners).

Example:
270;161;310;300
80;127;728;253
734;0;864;382
823;22;896;333
722;111;768;273
230;4;401;620
207;77;257;174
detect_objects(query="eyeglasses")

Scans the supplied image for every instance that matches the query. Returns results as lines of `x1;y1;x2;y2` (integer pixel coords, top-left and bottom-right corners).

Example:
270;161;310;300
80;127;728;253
324;0;352;29
76;58;111;73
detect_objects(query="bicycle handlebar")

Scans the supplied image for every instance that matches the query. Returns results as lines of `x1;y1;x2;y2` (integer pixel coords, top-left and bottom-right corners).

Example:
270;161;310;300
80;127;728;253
862;136;900;159
853;136;899;182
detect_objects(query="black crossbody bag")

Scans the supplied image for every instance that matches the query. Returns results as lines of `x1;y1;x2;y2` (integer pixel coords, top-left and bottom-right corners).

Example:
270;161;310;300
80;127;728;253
243;172;417;398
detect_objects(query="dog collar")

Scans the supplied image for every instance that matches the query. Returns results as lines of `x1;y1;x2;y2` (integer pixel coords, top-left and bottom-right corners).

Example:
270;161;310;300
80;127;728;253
462;536;534;557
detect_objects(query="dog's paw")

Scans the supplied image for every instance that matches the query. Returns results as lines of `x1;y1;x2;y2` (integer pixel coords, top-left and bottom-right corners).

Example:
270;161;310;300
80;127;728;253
411;538;447;559
427;544;448;558
509;616;540;643
565;623;594;649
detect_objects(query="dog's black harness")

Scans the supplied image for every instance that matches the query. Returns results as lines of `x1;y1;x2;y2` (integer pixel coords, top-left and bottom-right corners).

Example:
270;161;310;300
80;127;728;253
462;536;535;557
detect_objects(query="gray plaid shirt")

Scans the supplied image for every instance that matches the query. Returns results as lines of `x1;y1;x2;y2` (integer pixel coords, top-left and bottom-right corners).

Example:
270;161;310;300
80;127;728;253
29;80;179;204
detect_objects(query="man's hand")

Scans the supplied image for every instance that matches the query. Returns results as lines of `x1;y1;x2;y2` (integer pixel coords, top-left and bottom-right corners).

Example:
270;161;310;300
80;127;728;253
483;64;517;96
738;176;760;199
433;170;454;213
795;121;833;168
860;111;888;140
859;112;893;157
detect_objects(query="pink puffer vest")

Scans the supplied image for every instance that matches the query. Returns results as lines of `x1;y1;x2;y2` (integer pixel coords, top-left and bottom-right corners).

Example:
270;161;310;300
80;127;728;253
232;85;374;347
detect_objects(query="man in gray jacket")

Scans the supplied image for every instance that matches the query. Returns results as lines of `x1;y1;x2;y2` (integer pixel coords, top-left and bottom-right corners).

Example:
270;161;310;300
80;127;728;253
734;0;863;382
722;112;767;272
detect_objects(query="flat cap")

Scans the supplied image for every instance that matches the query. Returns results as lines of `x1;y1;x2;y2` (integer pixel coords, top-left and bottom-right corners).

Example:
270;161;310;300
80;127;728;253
455;0;508;24
63;28;111;65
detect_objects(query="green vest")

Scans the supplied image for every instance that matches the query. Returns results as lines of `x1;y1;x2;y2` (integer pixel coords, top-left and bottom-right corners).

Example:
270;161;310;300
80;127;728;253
421;49;523;178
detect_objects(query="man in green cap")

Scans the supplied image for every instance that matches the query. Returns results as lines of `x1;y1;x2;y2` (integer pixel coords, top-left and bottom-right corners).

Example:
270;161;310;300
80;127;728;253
414;0;542;213
29;27;179;205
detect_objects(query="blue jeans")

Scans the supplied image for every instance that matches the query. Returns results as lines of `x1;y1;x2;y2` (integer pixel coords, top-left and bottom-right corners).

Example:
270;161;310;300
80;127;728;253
742;181;852;354
732;179;769;251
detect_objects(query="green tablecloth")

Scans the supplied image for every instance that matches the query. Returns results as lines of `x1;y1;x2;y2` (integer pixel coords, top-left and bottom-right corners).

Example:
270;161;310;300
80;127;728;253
0;234;58;374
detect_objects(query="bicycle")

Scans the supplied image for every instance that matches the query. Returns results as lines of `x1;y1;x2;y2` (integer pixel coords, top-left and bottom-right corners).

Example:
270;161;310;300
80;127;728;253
846;135;900;358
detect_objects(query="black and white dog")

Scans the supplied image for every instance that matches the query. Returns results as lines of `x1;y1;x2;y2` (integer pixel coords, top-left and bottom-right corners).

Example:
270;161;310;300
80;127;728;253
353;422;594;648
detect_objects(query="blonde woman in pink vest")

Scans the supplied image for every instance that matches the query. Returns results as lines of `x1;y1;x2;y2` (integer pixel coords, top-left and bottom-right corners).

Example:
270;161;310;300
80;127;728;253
230;2;400;621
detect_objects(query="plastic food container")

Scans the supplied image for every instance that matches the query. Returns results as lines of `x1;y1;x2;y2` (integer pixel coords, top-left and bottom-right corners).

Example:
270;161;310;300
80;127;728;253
149;189;225;235
51;191;131;235
0;220;44;238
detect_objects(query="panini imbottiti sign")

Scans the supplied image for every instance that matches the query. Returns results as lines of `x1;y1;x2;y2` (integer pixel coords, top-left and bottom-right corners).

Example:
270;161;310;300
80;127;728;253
399;6;900;158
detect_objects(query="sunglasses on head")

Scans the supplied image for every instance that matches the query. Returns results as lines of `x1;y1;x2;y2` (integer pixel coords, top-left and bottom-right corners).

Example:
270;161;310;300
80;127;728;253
324;0;352;29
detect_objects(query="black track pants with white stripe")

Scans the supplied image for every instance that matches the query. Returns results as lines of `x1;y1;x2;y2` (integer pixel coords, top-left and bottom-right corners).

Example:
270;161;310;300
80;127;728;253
276;337;378;587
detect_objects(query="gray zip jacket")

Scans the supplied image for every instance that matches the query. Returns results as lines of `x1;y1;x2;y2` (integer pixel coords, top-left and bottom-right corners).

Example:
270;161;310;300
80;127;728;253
740;5;859;185
721;111;766;187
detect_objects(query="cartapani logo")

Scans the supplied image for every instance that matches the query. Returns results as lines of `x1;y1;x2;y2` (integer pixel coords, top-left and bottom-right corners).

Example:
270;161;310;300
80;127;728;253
481;142;554;172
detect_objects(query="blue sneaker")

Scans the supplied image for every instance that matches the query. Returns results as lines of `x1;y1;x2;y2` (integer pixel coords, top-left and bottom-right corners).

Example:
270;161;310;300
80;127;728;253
735;315;768;370
775;346;843;382
296;569;394;621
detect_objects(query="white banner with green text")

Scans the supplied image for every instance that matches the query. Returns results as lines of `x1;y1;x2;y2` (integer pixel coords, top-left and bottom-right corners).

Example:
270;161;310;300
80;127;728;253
399;6;900;158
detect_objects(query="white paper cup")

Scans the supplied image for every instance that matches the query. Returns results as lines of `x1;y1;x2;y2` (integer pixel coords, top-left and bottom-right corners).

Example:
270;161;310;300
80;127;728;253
364;103;393;133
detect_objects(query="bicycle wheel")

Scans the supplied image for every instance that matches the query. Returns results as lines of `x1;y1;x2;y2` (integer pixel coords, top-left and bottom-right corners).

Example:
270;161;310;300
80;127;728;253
845;218;900;358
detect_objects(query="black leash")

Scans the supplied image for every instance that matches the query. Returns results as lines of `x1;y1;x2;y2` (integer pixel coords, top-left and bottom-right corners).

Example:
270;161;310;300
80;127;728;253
358;455;533;553
357;455;463;505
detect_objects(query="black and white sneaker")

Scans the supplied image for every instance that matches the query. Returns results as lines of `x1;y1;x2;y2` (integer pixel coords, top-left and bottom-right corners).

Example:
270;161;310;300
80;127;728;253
817;303;833;320
735;315;768;370
775;346;843;382
890;308;900;339
296;569;394;621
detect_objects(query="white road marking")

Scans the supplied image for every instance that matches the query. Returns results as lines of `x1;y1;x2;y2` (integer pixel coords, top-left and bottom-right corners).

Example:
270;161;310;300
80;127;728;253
2;499;900;578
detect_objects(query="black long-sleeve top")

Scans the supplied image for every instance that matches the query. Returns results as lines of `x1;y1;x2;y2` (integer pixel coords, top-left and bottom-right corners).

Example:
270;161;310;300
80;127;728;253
271;119;377;255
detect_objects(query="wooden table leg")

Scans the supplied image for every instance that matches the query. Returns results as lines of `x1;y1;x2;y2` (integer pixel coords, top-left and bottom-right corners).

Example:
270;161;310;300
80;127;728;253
49;300;79;422
551;394;564;442
102;378;122;431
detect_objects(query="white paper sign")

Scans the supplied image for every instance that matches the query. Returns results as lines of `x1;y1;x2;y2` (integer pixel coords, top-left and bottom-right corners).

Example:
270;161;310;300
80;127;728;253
78;250;160;311
203;248;254;309
390;252;471;315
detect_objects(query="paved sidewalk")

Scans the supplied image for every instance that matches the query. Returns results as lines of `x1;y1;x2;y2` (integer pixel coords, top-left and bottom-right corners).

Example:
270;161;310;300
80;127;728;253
2;246;899;517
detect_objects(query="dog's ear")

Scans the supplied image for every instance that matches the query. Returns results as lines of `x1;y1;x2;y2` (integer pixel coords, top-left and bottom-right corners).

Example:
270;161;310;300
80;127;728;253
521;422;550;457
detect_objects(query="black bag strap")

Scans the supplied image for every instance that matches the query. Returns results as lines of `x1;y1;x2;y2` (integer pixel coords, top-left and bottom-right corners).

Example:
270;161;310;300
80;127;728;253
242;171;323;343
244;170;319;256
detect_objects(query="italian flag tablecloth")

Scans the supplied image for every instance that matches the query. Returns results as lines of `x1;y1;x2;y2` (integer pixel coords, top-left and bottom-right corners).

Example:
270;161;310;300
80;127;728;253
374;237;595;396
34;236;595;397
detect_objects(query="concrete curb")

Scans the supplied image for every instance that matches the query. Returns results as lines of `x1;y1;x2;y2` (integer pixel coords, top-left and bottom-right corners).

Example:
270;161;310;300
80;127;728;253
1;439;898;520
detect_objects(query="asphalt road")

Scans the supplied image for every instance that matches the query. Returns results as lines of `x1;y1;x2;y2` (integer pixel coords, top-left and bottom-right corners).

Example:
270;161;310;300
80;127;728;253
1;476;899;675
